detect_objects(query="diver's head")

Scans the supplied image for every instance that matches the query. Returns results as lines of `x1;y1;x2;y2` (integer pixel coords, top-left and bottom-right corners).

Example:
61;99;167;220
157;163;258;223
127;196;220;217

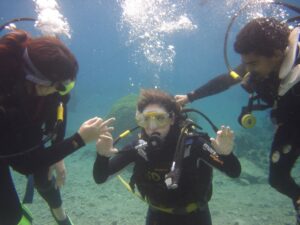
234;18;289;79
23;36;78;96
136;89;181;140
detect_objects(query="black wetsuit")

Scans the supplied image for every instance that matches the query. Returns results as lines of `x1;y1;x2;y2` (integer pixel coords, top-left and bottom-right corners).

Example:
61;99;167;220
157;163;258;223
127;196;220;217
0;85;85;225
187;63;300;210
93;128;241;225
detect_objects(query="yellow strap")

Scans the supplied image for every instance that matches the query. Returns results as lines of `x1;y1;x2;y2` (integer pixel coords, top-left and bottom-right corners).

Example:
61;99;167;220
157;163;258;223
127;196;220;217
117;175;143;200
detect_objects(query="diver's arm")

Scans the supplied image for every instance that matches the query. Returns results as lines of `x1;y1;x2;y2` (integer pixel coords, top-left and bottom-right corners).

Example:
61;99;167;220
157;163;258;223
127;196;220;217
195;137;241;178
93;144;136;184
8;132;85;174
216;153;241;178
187;65;245;102
8;117;114;174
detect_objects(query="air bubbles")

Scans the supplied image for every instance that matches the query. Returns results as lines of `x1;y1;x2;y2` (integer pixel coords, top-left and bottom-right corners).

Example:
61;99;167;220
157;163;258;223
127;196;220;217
33;0;71;38
119;0;197;69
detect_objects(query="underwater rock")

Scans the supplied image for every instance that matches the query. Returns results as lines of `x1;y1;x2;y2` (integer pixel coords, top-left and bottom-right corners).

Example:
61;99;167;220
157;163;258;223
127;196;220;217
107;94;139;146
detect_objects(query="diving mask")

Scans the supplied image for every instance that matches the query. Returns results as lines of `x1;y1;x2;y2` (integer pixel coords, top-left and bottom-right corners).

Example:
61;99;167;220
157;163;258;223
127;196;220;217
136;111;172;128
55;80;75;95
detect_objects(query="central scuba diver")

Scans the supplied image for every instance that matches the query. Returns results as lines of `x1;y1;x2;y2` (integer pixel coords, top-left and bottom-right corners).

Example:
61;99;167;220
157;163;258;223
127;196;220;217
93;89;241;225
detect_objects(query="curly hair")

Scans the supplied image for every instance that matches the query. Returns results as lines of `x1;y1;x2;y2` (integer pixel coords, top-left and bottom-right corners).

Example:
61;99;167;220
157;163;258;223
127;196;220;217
234;17;290;57
137;89;181;119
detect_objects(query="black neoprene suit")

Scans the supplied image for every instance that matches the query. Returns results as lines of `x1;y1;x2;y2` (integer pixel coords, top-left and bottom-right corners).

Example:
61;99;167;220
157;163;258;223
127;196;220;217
0;90;85;225
187;64;300;210
93;128;241;225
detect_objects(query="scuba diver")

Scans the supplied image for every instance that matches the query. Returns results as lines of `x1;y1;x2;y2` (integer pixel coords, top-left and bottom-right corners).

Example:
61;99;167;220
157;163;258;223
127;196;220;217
93;89;241;225
175;17;300;224
0;29;115;225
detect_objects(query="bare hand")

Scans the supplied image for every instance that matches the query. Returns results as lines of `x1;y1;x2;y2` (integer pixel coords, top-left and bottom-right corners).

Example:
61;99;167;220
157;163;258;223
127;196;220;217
78;117;115;144
175;95;189;106
96;132;118;157
210;126;234;155
48;160;66;189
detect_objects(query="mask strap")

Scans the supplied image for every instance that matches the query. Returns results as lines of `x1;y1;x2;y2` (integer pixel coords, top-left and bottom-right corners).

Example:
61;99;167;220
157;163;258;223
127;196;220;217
23;48;52;86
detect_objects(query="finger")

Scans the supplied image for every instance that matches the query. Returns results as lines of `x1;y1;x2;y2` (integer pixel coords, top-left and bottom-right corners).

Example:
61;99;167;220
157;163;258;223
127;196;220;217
227;128;234;138
100;126;114;133
85;117;100;125
100;132;112;137
101;117;116;127
111;148;119;154
90;117;104;127
101;131;113;138
224;126;231;135
210;138;217;148
217;130;223;136
99;134;113;141
222;126;233;138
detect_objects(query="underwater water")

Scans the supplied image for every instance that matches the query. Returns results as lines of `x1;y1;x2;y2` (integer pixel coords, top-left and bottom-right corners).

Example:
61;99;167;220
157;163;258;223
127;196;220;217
1;0;300;224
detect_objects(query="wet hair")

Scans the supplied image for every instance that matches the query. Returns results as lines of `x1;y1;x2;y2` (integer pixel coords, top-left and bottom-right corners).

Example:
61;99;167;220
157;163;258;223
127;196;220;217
0;29;78;85
27;36;78;82
137;89;181;120
234;18;290;57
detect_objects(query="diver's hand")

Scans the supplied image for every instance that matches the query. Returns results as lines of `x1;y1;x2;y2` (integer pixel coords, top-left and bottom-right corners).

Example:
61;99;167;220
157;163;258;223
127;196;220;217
96;132;118;157
210;126;234;155
48;160;66;189
175;94;189;106
78;117;115;144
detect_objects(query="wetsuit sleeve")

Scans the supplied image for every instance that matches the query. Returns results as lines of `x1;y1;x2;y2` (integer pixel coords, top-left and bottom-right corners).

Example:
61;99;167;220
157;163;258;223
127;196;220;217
7;133;85;174
93;144;136;184
187;65;245;102
194;137;241;178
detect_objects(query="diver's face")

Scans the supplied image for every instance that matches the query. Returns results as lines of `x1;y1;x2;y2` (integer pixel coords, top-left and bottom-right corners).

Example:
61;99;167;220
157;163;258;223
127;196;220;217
241;52;283;80
35;84;57;96
138;104;174;140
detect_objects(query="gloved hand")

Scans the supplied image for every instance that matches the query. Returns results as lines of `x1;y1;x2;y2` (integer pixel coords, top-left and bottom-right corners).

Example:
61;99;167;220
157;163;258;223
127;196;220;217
78;117;115;144
96;131;118;157
174;94;189;106
210;126;234;155
48;160;66;189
